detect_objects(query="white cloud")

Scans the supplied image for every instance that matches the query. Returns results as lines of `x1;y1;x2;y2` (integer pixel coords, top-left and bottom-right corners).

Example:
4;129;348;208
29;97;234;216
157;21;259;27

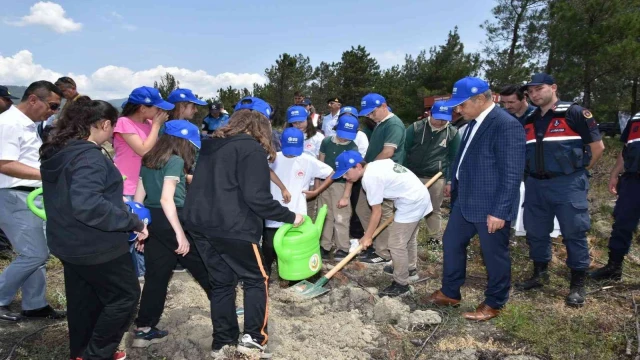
372;50;406;69
0;50;267;100
5;2;82;34
109;10;136;31
111;11;124;20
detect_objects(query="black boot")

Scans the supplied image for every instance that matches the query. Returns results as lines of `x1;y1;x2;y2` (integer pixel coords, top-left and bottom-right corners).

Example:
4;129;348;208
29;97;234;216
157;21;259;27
588;252;623;281
566;270;587;307
515;261;549;291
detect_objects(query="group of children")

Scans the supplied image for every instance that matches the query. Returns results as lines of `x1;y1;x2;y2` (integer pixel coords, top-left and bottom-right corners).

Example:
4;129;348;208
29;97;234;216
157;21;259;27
40;87;439;359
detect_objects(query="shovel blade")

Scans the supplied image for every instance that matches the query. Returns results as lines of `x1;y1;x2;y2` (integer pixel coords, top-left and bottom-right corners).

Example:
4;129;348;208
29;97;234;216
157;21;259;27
287;279;330;299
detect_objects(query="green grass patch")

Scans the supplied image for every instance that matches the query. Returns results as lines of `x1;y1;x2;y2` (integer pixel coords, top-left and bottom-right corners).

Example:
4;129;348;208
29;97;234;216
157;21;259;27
496;302;626;359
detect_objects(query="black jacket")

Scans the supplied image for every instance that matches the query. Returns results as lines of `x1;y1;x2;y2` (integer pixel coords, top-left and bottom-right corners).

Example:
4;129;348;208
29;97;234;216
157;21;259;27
40;140;144;265
184;134;295;243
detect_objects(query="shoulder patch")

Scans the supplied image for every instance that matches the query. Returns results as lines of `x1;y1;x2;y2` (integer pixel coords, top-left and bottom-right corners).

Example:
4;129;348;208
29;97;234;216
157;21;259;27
582;109;593;119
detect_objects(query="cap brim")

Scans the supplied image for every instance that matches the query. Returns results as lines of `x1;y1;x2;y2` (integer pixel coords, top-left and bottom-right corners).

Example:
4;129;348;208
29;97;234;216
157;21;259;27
5;95;19;100
154;100;175;111
189;139;201;149
432;114;452;121
287;117;307;123
359;107;376;116
336;130;356;140
282;147;303;156
191;99;208;106
332;167;350;180
441;97;468;108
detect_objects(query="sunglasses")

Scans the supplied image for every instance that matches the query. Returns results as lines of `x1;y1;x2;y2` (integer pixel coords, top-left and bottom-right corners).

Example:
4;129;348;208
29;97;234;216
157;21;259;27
37;97;60;111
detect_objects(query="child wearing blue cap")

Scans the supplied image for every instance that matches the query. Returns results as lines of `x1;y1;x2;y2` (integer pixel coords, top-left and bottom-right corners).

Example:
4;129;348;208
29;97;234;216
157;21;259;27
131;119;210;348
317;114;360;260
338;106;370;157
333;150;433;297
40;98;148;360
183;97;305;357
263;127;335;278
202;103;230;135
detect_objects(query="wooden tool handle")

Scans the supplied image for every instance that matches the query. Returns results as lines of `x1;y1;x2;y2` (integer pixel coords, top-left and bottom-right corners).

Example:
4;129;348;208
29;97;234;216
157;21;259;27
324;171;443;280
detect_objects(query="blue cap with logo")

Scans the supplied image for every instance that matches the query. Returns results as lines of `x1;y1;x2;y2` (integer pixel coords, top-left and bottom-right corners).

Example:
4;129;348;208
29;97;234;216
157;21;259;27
281;127;304;156
332;150;363;179
127;86;175;111
339;106;359;117
164;120;202;149
300;98;312;106
359;93;386;116
442;77;490;108
336;114;358;140
524;73;555;87
167;88;207;106
430;101;453;121
125;201;152;241
234;96;272;119
286;105;309;123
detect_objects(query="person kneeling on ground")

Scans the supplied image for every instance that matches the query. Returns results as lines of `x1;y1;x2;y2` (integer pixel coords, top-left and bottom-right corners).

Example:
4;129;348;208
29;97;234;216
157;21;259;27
335;150;432;297
40;98;148;360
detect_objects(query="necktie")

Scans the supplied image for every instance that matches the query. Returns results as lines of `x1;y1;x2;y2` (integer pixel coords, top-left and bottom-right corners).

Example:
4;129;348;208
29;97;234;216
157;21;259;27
460;119;477;150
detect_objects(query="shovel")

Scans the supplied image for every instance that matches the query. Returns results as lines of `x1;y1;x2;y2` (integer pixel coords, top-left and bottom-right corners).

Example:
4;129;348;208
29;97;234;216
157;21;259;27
289;171;443;299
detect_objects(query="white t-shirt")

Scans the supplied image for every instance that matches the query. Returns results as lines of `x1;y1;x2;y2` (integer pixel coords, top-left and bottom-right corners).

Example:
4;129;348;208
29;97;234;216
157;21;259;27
266;152;333;228
362;159;432;223
322;113;339;137
0;105;43;188
354;131;369;157
304;132;324;158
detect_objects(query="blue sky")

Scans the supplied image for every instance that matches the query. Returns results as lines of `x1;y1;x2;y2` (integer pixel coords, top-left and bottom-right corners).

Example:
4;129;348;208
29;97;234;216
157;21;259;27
0;0;495;99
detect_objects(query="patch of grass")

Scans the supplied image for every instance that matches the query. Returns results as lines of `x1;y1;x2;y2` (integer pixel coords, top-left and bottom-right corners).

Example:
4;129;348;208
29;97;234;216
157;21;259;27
496;302;626;359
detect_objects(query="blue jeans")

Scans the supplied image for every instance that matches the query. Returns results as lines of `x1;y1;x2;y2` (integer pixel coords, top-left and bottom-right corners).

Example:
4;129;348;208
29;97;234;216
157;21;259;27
123;195;145;277
0;189;49;310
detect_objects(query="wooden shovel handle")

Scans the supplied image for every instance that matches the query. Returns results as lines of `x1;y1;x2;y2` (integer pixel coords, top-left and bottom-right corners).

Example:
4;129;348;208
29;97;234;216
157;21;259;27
323;171;443;280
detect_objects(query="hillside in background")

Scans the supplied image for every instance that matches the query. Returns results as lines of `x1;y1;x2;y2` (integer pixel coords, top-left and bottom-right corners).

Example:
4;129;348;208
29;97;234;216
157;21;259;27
3;85;126;110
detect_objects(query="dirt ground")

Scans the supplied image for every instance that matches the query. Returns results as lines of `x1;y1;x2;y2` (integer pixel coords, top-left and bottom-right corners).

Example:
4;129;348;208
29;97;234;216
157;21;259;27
1;137;638;360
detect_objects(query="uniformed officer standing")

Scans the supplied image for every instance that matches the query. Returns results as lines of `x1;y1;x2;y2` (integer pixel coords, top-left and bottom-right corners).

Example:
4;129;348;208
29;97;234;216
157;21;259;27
515;73;605;307
589;111;640;281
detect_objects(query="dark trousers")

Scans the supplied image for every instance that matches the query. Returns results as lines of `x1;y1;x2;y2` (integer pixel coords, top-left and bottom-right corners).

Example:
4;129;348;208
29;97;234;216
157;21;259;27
191;234;269;350
135;208;211;328
609;175;640;256
349;180;365;239
441;203;511;309
262;227;278;279
524;171;591;270
63;253;140;360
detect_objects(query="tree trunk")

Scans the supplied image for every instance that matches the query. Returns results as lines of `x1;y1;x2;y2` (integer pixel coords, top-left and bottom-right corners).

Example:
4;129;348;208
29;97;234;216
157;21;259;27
507;0;528;73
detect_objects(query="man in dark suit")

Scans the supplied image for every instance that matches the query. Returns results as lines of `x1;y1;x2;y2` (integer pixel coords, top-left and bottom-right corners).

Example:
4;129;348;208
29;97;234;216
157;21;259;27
428;77;525;321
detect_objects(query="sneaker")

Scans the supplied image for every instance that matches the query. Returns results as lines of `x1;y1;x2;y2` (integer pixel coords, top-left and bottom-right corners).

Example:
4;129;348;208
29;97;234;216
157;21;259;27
173;263;187;273
114;351;126;360
21;305;66;319
131;327;169;348
379;281;412;297
357;246;375;259
382;265;419;282
333;249;350;261
210;345;236;359
237;334;272;358
359;251;391;264
321;248;332;260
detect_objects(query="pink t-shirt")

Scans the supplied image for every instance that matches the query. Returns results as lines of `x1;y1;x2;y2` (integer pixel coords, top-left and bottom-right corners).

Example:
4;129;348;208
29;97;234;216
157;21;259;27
113;116;153;195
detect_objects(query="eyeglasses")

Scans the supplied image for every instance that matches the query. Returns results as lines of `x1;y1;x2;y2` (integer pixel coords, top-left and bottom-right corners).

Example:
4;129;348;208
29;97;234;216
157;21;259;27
37;97;60;111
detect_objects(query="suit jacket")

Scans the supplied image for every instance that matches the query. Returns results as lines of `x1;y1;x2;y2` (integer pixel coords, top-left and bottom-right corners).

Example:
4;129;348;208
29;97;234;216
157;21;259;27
451;106;525;223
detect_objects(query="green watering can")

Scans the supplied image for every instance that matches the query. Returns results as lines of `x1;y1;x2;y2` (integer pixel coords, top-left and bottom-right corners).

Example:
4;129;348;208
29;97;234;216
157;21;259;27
27;187;46;220
273;204;327;281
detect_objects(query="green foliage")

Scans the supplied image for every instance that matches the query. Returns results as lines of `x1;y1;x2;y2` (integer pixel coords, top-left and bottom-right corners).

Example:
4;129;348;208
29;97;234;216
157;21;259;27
153;72;180;99
336;45;381;106
263;53;313;126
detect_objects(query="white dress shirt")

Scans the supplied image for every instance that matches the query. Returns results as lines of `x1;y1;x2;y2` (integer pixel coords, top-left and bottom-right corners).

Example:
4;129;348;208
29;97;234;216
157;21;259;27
0;105;43;188
456;103;495;179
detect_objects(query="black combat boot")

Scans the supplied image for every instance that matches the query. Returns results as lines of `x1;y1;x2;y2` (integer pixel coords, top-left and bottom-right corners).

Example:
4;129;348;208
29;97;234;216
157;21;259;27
566;270;587;307
514;261;549;291
588;252;624;281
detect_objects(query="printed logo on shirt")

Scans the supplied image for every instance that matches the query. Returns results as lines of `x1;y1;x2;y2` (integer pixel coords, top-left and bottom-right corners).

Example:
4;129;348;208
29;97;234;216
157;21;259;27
296;169;305;178
305;143;312;149
553;119;560;127
439;138;447;147
309;253;320;272
393;164;408;173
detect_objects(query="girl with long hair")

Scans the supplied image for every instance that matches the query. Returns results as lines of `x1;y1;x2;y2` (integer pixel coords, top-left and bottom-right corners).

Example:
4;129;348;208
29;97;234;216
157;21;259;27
130;120;211;348
183;97;304;358
40;98;147;360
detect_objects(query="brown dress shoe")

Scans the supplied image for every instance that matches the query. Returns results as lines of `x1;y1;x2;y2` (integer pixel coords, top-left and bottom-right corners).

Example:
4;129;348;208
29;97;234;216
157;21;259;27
427;290;460;307
462;303;500;321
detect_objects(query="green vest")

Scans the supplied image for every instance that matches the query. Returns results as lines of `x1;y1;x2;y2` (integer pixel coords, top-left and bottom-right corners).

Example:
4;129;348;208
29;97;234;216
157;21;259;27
405;120;459;179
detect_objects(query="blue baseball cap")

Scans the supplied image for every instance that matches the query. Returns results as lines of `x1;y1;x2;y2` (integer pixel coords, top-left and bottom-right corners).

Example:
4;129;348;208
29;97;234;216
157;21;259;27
332;150;363;179
120;100;128;109
336;114;358;140
360;93;386;116
167;88;207;106
442;77;490;108
300;98;312;106
127;86;175;111
234;96;272;119
125;201;152;241
525;73;555;87
339;106;359;117
286;105;309;123
164;119;202;149
431;101;453;121
281;127;304;156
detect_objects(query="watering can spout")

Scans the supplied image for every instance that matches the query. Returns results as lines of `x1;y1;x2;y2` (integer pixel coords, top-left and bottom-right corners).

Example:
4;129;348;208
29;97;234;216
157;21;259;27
314;204;327;234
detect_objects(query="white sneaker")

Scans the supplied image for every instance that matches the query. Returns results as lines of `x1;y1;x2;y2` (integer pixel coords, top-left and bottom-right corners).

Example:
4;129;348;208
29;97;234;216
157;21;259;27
237;334;272;358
